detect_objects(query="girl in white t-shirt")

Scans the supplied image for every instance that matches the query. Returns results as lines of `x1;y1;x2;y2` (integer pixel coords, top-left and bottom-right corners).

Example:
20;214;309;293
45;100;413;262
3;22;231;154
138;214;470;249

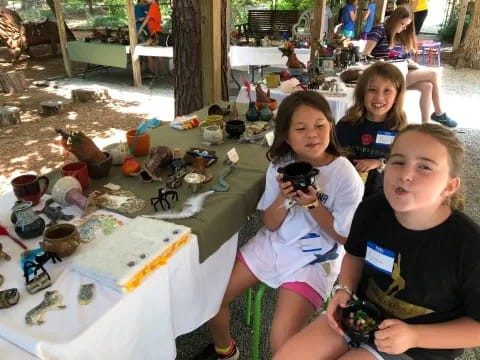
199;91;364;360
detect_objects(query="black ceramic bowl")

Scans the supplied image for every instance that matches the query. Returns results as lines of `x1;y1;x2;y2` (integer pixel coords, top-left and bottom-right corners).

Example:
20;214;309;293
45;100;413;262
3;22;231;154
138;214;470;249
86;152;112;178
341;300;382;347
278;161;319;192
225;120;246;138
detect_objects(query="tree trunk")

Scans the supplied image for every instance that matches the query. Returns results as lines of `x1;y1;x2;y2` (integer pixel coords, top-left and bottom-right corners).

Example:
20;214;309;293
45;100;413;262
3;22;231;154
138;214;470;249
221;0;229;101
71;88;110;103
40;99;71;116
45;0;76;41
172;0;202;116
452;0;480;69
0;71;26;93
0;106;21;127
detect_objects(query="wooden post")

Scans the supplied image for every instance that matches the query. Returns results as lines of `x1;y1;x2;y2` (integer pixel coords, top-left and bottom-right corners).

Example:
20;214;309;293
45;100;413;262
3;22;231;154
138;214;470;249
52;0;72;77
126;0;142;87
453;0;469;50
355;0;367;37
200;0;222;106
374;0;387;25
310;0;326;65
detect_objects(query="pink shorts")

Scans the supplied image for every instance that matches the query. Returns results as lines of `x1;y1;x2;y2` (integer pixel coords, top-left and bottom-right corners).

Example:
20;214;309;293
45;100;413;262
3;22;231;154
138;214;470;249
237;252;324;309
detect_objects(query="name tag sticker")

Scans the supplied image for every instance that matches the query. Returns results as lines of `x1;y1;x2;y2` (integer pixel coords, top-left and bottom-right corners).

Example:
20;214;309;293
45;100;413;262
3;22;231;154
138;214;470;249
365;242;395;275
299;233;324;254
227;147;240;163
376;131;396;146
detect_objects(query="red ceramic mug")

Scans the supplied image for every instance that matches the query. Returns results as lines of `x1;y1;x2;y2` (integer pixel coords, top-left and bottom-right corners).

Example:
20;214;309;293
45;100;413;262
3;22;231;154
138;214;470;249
61;162;89;190
11;174;49;206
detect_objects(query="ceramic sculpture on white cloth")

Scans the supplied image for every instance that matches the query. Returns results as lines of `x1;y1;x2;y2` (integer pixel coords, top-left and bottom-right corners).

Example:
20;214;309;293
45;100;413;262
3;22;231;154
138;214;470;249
51;176;96;216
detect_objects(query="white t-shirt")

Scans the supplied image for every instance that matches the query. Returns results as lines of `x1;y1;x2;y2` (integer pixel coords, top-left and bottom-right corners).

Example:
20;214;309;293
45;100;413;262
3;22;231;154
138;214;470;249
324;6;333;34
240;156;364;300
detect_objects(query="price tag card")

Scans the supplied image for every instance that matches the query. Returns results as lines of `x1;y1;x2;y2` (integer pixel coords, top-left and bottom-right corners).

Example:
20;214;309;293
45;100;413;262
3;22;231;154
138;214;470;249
265;131;275;147
227;147;240;164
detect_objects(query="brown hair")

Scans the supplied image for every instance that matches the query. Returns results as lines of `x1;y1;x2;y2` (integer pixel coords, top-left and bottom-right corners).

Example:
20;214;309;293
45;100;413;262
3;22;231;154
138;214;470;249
267;91;344;164
341;62;407;130
385;6;416;52
392;124;465;210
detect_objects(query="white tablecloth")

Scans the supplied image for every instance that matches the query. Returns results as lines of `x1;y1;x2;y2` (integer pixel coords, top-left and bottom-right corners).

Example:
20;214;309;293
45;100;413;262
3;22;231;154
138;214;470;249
133;45;173;61
0;192;238;360
229;46;311;67
236;84;354;122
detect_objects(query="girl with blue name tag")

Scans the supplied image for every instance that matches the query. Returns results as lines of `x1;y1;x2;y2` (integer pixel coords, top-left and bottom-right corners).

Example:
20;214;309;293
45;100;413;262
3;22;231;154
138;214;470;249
336;62;408;199
196;92;364;359
275;124;480;360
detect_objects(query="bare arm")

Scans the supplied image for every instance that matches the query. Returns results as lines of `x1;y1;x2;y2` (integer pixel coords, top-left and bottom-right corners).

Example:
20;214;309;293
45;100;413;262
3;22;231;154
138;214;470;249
410;0;418;10
338;252;364;290
363;8;371;21
361;39;378;56
306;203;347;244
137;16;150;36
349;9;357;21
262;194;289;231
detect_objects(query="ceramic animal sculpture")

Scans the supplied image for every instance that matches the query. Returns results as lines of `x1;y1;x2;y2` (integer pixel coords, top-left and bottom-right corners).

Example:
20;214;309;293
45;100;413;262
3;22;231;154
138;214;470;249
25;290;66;325
35;198;75;227
146;146;173;177
0;288;20;309
78;283;95;305
0;8;75;62
255;85;271;104
286;53;306;69
56;129;106;163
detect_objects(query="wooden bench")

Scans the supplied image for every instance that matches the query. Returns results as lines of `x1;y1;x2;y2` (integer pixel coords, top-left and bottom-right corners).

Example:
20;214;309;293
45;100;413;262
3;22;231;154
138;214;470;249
236;10;299;40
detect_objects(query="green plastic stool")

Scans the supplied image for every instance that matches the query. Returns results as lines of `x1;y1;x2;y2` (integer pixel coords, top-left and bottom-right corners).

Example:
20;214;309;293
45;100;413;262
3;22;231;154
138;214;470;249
245;283;268;360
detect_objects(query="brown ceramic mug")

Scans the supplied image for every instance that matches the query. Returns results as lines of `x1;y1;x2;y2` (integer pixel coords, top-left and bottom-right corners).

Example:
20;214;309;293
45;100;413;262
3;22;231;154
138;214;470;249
11;174;49;206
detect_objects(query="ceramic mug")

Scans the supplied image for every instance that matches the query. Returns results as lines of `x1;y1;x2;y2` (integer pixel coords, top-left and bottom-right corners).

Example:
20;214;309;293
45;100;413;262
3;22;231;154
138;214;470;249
200;115;224;131
61;162;89;190
265;73;280;89
11;174;49;206
203;125;223;144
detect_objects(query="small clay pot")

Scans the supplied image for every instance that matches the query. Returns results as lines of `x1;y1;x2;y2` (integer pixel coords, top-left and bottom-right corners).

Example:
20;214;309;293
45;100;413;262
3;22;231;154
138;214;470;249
225;120;246;138
278;161;319;192
40;223;80;257
86;152;112;178
255;98;278;112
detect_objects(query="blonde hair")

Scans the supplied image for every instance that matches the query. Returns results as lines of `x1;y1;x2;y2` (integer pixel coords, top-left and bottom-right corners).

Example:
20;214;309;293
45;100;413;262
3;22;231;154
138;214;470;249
392;124;465;210
342;62;407;130
385;6;417;52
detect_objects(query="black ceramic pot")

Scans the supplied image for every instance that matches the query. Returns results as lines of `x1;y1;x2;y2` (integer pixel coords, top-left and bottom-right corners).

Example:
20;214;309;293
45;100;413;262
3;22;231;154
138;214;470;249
225;120;246;138
86;152;112;178
341;300;382;347
278;161;319;192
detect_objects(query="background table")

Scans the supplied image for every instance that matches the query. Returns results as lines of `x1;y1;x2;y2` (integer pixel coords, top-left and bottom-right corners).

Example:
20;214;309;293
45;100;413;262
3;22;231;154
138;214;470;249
67;40;130;69
229;46;310;67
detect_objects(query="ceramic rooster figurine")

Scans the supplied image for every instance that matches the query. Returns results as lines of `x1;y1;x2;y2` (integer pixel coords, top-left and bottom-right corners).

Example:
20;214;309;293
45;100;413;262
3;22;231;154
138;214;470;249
55;129;106;163
279;41;306;69
255;84;271;104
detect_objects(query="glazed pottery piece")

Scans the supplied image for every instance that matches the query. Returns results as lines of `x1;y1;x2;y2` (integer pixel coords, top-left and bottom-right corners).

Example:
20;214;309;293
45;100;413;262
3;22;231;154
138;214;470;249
0;288;20;309
61;162;89;190
203;125;223;144
146;146;173;177
104;142;127;165
341;299;382;347
40;223;80;257
126;129;150;157
51;176;93;214
11;200;45;239
258;104;273;122
207;104;230;117
199;115;224;130
245;101;258;122
11;174;49;206
255;98;278;112
265;73;280;88
278;161;319;192
121;156;141;176
225;120;246;138
184;173;206;193
86;152;112;178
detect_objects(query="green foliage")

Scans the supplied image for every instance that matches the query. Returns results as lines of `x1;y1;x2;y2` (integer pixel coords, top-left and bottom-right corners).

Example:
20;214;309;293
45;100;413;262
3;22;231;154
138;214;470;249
88;14;127;27
275;0;314;10
439;14;470;43
18;9;53;21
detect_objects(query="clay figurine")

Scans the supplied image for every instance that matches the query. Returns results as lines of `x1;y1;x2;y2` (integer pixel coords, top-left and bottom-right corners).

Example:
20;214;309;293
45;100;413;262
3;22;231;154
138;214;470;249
25;290;66;326
150;188;179;211
146;146;173;177
23;260;52;294
170;148;186;173
78;283;95;305
0;243;11;261
35;198;75;227
0;288;20;309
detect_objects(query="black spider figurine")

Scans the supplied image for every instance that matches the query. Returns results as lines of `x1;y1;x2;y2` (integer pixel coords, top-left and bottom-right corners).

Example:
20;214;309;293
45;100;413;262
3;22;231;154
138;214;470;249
150;188;179;211
35;198;75;227
35;251;62;266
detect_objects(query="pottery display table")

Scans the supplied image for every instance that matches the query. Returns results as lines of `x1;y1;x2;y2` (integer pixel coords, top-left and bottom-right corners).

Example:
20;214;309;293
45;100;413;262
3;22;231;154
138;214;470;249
0;103;269;359
67;40;131;69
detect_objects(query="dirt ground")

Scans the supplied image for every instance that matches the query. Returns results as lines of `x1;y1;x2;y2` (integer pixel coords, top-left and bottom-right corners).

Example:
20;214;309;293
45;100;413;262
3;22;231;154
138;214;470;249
0;45;151;195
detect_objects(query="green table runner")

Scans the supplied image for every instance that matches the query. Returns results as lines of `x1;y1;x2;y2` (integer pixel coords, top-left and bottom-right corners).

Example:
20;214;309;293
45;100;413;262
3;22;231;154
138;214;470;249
67;40;130;69
48;104;269;262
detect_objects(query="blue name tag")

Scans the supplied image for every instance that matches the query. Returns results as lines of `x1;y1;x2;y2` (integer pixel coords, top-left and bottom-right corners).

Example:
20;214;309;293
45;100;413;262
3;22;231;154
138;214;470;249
376;131;397;146
365;242;395;275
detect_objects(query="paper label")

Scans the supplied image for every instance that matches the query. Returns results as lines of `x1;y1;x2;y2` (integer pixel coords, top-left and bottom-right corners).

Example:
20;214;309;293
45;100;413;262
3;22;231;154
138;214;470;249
265;131;275;147
227;147;240;163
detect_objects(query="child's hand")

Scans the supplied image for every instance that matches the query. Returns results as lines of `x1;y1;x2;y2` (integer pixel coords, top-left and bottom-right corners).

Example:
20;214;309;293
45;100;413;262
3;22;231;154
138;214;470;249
353;159;381;172
276;174;296;199
325;291;351;336
295;186;318;207
374;319;418;354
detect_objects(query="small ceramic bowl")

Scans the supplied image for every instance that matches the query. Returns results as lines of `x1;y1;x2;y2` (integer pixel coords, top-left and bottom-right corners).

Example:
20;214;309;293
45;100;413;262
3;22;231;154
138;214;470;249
341;300;382;346
278;161;319;192
86;152;112;178
40;223;80;257
225;120;246;138
255;98;278;111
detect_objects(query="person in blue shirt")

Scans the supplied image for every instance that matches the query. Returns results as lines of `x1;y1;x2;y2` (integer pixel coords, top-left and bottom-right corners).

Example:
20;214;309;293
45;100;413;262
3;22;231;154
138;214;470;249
362;0;376;39
135;0;150;41
342;0;358;39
